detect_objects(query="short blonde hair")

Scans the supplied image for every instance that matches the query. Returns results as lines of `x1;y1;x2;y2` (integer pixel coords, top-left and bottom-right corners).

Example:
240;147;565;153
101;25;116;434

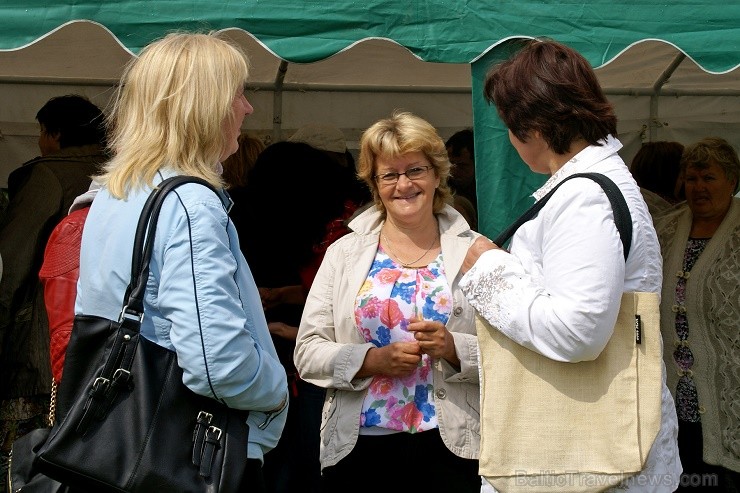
100;32;250;198
681;137;740;194
357;111;452;216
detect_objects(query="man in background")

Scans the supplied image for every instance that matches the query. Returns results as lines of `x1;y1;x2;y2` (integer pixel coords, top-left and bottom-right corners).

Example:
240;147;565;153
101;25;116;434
0;95;108;482
446;128;477;211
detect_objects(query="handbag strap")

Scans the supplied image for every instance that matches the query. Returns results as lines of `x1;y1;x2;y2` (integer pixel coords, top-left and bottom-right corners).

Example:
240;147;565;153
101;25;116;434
492;172;633;262
76;175;222;433
121;175;219;320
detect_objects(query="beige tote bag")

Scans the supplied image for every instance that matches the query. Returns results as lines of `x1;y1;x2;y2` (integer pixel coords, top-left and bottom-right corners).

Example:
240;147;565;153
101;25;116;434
476;174;663;493
477;292;662;492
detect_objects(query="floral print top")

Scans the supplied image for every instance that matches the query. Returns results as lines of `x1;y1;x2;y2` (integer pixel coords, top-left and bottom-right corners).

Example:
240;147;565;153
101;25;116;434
672;237;709;422
355;246;452;433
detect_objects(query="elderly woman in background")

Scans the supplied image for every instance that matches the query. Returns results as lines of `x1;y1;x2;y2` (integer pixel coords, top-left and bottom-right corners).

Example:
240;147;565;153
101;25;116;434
654;137;739;492
294;111;481;493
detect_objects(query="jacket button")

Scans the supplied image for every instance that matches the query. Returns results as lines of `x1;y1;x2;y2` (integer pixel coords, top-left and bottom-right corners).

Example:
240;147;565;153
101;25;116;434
453;306;463;316
435;388;447;399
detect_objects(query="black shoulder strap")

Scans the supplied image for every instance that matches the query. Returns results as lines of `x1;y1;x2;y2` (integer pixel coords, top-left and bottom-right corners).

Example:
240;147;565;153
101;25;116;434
121;175;219;319
492;173;633;261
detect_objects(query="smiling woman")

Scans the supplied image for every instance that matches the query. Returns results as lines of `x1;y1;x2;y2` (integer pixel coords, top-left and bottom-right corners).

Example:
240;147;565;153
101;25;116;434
654;137;740;492
294;111;483;493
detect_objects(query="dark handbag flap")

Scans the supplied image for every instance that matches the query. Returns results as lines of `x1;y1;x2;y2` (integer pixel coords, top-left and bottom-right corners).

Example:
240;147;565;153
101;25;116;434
9;428;68;493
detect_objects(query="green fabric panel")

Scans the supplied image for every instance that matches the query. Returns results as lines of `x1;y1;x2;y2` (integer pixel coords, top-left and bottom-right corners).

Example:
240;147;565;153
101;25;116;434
471;43;547;240
3;2;736;239
0;1;738;72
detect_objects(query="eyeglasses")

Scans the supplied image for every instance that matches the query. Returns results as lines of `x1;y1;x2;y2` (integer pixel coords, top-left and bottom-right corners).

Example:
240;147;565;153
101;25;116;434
374;165;432;184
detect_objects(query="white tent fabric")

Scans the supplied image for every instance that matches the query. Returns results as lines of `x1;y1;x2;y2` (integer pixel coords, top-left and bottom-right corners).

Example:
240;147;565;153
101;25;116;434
0;21;738;187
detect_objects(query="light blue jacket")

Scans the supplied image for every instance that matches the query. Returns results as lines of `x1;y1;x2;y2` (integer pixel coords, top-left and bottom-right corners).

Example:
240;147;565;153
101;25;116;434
76;170;288;463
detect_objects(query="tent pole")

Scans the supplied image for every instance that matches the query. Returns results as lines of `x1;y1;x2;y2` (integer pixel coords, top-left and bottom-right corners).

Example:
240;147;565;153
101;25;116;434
649;52;686;141
272;60;288;142
1;76;736;96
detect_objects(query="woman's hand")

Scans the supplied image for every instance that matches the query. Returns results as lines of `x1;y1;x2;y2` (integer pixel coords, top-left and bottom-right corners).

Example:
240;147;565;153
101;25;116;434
258;287;277;309
267;321;298;341
259;285;305;310
461;236;500;273
357;342;422;378
408;320;458;367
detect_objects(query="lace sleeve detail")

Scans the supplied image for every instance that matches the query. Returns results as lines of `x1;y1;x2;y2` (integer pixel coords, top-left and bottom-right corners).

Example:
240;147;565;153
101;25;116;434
460;250;521;335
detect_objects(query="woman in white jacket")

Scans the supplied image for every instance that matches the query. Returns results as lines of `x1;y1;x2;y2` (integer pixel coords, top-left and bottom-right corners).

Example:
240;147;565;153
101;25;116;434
294;111;481;493
461;39;682;492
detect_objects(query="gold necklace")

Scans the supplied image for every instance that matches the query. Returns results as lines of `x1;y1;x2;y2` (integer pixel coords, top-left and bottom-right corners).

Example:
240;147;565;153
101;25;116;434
381;232;438;268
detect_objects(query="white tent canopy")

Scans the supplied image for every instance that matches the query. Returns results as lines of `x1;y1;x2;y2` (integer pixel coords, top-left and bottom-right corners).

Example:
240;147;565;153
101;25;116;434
1;21;738;188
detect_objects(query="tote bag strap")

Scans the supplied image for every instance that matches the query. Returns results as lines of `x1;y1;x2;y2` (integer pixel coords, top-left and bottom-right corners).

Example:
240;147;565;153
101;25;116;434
121;175;219;320
493;172;632;261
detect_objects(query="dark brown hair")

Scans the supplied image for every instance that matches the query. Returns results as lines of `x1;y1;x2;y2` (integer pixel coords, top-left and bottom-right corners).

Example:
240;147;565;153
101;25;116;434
484;39;617;155
221;133;266;189
36;94;106;149
630;141;684;202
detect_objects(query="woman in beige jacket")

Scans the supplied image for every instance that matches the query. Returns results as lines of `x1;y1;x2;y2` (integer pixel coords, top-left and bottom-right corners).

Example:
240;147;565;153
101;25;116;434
294;111;481;493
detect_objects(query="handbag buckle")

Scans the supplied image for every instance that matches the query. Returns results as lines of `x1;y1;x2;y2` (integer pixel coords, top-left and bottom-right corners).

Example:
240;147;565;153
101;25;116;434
90;376;110;397
118;304;144;323
206;426;222;441
192;411;215;467
112;369;133;389
197;426;223;478
76;376;111;433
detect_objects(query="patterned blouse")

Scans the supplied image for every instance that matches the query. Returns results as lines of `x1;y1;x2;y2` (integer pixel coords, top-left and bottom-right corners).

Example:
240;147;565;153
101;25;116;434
672;237;709;422
355;246;452;433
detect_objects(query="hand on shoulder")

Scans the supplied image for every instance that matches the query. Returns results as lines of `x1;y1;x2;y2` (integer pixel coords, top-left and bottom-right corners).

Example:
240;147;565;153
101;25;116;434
461;236;500;273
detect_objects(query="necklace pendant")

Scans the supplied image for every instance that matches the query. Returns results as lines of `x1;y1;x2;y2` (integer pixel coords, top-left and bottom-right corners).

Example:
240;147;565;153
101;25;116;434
381;231;437;268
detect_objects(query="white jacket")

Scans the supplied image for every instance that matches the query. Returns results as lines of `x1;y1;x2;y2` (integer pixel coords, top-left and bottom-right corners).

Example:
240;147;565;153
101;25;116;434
463;136;682;492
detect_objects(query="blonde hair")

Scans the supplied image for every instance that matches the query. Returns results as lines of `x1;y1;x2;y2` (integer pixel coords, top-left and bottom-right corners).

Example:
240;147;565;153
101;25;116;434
221;133;266;188
357;111;452;216
100;32;250;198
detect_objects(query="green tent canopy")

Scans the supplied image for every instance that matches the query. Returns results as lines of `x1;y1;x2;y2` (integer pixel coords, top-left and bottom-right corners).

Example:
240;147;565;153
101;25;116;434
2;1;738;71
1;0;738;236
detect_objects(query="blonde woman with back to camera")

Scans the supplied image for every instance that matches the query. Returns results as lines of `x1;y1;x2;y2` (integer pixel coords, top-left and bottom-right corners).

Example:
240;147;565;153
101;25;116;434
76;32;288;492
654;137;739;492
293;111;482;492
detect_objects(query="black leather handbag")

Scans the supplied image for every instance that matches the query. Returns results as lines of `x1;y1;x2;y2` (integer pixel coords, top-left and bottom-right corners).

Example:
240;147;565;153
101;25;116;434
34;176;250;493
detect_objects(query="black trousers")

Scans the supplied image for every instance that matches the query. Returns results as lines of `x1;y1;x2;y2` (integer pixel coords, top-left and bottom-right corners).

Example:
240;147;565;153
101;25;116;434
321;428;480;493
676;420;739;492
240;458;267;493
